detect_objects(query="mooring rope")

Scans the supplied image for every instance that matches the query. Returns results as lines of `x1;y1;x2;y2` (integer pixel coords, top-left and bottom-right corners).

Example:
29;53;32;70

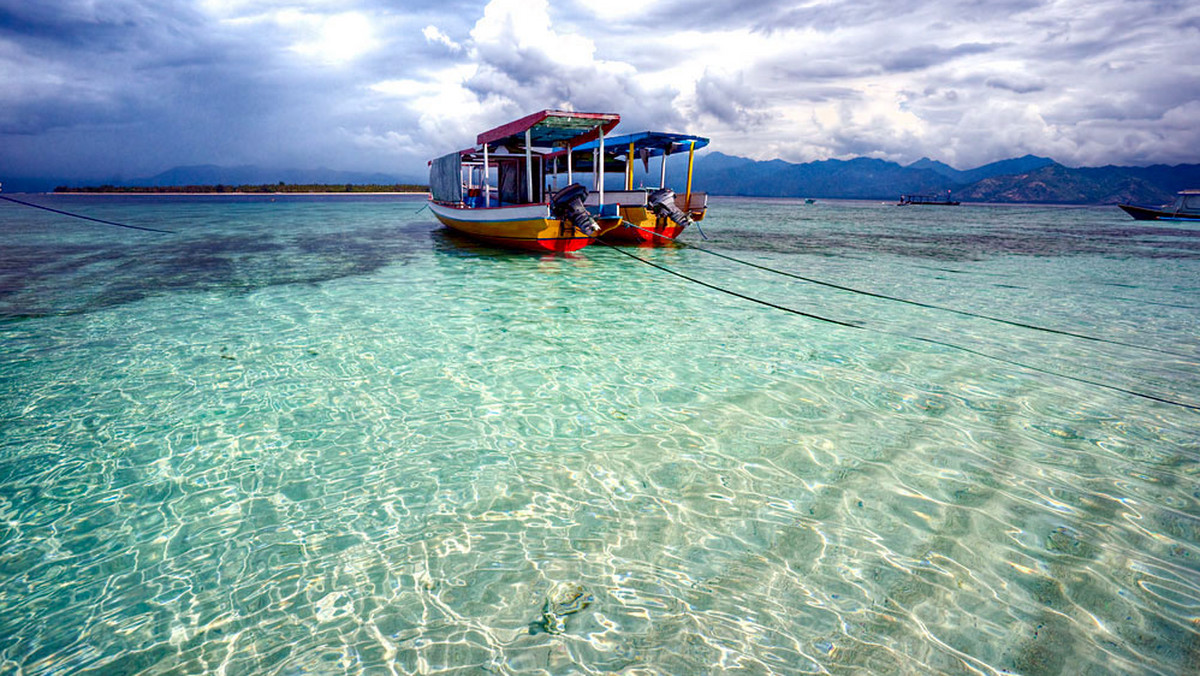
616;220;1193;361
598;239;1200;413
0;194;176;234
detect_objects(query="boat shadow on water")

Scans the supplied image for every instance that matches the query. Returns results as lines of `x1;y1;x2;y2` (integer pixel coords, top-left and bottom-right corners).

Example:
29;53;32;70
428;226;586;261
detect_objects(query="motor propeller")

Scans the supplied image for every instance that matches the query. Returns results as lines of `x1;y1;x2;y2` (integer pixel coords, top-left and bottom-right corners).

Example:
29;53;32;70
646;188;694;228
550;183;600;236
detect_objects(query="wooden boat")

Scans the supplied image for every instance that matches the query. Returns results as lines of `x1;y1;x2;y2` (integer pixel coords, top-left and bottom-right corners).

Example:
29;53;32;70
898;192;960;206
427;110;622;252
1118;189;1200;221
546;131;709;244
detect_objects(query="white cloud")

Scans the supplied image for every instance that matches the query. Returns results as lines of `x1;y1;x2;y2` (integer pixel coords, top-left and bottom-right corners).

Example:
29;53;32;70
219;8;378;65
3;0;1199;180
422;25;462;53
409;0;682;150
469;0;598;70
290;12;377;64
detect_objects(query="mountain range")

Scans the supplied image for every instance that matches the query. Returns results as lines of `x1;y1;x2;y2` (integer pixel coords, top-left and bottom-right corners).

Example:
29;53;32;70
5;156;1198;204
662;153;1200;204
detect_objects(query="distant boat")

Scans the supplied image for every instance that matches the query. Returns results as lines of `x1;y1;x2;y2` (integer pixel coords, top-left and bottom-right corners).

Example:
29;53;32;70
805;198;816;204
546;131;710;245
898;192;960;206
1118;189;1200;221
427;109;622;252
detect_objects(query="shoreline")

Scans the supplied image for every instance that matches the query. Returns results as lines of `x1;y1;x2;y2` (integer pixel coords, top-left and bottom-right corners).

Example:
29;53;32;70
48;191;430;196
15;192;1120;207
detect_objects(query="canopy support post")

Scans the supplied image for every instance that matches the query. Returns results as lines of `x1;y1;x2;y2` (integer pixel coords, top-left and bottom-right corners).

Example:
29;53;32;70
525;129;533;204
598;126;605;206
685;140;695;210
626;141;634;190
483;144;490;207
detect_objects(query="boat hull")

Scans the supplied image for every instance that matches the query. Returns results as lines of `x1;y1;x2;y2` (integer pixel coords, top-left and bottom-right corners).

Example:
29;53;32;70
1118;204;1200;221
599;202;707;245
601;207;685;244
429;201;599;252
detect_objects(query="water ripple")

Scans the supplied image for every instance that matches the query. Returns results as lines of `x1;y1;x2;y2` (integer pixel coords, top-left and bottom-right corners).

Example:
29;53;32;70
2;197;1199;674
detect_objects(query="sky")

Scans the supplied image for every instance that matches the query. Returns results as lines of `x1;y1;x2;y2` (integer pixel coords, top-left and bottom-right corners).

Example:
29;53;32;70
2;0;1199;183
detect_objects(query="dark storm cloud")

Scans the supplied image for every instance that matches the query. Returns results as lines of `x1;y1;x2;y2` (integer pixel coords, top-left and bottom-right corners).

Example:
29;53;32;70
769;61;872;82
984;77;1045;94
879;43;1000;74
0;1;198;48
694;70;771;130
0;0;487;178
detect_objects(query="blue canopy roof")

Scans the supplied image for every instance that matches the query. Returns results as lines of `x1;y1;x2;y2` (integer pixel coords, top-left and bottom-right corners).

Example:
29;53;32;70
571;131;709;158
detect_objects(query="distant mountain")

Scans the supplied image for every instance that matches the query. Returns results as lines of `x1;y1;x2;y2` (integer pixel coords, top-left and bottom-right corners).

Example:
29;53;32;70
659;153;950;199
660;153;1198;204
959;155;1057;184
7;157;1197;204
956;164;1200;204
906;157;961;180
903;154;1055;184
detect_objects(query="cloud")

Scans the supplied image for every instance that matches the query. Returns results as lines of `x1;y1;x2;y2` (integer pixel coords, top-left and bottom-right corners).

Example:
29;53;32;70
984;77;1046;94
422;25;462;52
1;0;1198;182
424;0;684;141
879;43;1001;74
693;70;771;131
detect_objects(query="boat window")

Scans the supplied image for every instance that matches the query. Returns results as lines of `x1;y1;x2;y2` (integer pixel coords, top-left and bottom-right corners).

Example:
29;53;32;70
1182;195;1200;210
497;160;543;205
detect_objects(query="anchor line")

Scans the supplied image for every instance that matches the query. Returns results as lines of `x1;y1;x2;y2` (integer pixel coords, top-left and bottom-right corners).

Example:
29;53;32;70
598;239;1200;413
615;220;1193;361
600;242;859;329
0;194;175;234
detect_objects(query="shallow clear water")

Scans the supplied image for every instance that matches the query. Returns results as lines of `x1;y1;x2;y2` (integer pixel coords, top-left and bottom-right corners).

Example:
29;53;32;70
2;195;1198;675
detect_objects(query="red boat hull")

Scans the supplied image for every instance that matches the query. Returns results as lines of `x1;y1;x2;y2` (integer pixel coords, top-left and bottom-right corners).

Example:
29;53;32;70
598;205;705;245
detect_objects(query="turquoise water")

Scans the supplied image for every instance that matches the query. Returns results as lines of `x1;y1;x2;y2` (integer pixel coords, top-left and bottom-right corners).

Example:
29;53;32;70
2;195;1198;675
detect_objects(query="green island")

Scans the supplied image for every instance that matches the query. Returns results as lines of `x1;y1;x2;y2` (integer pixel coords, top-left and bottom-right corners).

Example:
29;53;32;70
53;182;429;194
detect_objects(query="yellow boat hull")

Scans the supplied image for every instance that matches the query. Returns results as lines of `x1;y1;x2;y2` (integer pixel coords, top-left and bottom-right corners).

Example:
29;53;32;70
429;201;617;252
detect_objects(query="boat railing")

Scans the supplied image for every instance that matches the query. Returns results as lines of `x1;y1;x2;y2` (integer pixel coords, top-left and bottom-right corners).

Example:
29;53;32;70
584;190;648;207
678;192;707;211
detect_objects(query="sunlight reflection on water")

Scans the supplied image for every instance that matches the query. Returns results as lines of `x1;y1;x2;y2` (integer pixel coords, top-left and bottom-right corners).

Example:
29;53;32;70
1;195;1198;674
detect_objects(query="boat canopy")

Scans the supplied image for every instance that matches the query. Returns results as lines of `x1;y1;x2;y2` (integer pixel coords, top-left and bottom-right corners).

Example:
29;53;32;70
571;131;709;157
1175;189;1200;212
545;131;709;173
429;109;620;207
476;109;620;150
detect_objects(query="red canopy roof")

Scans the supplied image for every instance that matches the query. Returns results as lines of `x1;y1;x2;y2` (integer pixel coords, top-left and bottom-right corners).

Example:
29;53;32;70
476;109;620;150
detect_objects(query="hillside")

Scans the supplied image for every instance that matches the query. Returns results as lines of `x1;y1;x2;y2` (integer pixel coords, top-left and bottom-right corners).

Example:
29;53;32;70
654;153;1199;204
8;156;1198;204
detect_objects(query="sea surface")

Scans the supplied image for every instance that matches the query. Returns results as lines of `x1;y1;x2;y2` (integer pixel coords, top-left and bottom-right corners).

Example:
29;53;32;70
1;194;1198;675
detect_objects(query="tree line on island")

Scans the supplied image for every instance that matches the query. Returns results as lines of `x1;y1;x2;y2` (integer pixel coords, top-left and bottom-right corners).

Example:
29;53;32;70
53;182;429;194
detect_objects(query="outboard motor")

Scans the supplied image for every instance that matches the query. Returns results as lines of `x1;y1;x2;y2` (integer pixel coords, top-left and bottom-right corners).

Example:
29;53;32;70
550;183;600;236
646;188;694;228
